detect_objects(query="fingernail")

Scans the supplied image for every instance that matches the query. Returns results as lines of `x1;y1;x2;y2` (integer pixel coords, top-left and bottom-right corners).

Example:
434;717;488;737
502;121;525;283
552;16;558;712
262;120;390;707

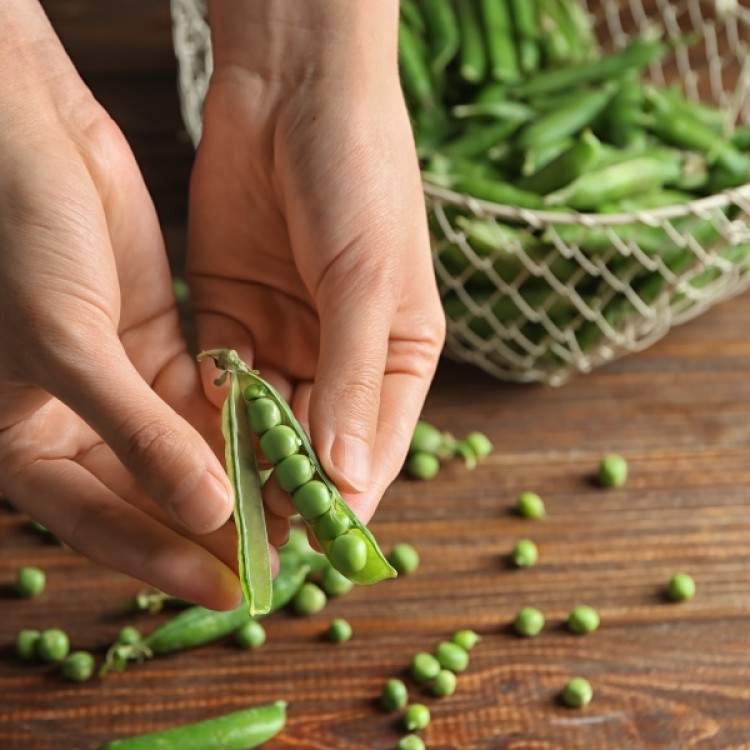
330;435;371;493
171;471;233;533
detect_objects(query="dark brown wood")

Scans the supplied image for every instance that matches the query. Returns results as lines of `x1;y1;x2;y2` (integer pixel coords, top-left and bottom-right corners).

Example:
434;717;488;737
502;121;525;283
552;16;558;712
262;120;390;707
4;2;750;748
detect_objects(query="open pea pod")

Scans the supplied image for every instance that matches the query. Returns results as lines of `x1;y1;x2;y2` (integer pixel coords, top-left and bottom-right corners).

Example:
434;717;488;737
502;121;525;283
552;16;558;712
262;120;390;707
201;349;397;586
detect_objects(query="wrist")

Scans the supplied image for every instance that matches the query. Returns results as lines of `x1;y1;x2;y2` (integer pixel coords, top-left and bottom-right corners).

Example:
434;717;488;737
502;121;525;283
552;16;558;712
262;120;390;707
206;0;399;84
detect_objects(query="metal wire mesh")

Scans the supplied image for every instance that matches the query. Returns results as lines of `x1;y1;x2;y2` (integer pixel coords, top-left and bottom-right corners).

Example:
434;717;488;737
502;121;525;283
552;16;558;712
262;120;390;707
171;0;750;386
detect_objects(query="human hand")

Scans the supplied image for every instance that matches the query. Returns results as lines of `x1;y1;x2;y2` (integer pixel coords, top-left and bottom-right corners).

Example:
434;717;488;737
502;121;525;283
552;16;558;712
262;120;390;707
189;1;445;532
0;2;242;610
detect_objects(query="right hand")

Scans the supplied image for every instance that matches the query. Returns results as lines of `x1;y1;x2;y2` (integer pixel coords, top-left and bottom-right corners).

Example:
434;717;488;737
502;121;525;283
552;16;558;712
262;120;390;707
0;2;243;610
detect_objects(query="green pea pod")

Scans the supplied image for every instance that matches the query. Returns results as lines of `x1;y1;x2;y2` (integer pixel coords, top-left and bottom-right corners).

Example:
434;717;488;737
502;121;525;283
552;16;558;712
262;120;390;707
440;117;527;159
451;100;537;122
98;701;287;750
730;124;750;151
661;86;729;134
223;370;272;616
400;0;426;36
515;83;617;151
537;0;580;64
479;0;520;82
422;0;460;75
545;154;683;210
511;36;667;98
452;173;544;209
202;349;396;586
520;130;602;194
605;73;647;149
456;0;488;83
509;0;540;73
399;19;435;112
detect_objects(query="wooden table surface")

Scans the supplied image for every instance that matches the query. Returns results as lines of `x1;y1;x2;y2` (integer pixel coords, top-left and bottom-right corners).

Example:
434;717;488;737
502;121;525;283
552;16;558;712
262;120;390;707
4;2;750;749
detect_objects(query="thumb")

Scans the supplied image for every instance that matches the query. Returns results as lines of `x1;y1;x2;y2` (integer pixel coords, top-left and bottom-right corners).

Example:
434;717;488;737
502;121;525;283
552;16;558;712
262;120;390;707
38;334;233;535
309;250;398;494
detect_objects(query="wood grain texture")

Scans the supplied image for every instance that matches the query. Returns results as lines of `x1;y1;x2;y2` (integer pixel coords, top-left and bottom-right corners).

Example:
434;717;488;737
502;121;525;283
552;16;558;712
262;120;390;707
3;1;750;748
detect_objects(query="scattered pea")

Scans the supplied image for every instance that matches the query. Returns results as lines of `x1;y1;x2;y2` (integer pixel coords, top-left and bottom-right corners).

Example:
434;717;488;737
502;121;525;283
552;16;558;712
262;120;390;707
403;703;431;731
16;629;41;660
430;668;457;697
320;566;355;597
247;397;282;435
381;678;409;711
463;431;493;459
398;735;426;750
411;652;441;683
61;651;96;682
117;626;141;646
14;566;46;597
513;607;545;637
292;480;332;520
566;605;600;634
435;641;469;672
561;677;593;707
330;533;368;576
406;451;440;480
260;425;301;465
598;453;628;487
37;629;70;662
387;543;420;575
516;491;546;519
326;618;353;643
511;539;538;567
410;420;444;454
451;629;481;650
234;619;266;649
667;572;696;601
275;454;315;493
293;583;327;616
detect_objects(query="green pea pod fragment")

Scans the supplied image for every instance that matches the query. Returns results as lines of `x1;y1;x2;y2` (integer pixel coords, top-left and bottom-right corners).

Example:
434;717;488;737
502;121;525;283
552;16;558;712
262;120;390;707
98;701;287;750
604;73;648;149
399;19;436;112
422;0;460;75
456;0;488;84
479;0;520;83
202;349;396;586
510;0;540;73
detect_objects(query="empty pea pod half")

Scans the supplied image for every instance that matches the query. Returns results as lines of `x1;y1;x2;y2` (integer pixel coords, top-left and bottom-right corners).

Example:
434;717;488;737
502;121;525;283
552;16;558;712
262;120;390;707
199;349;397;591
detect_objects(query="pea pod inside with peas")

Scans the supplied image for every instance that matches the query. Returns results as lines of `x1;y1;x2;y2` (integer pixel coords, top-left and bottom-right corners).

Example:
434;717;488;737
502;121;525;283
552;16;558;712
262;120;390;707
199;349;397;592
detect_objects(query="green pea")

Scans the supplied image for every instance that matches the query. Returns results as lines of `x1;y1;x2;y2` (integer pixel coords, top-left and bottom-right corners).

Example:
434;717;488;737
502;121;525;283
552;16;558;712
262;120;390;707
330;533;367;576
293;583;327;616
172;277;190;304
314;506;352;541
260;425;301;465
406;451;440;480
398;735;426;750
16;629;41;660
561;677;593;707
14;566;46;597
667;572;696;601
247;397;282;435
326;618;353;643
513;607;545;637
411;652;441;682
321;566;355;597
435;641;469;672
37;629;70;662
243;383;267;401
381;678;409;711
409;420;444;454
61;651;95;682
464;431;493;458
566;605;600;634
516;491;546;519
117;626;141;646
431;668;457;697
598;454;628;487
403;703;431;731
512;539;538;568
234;619;266;649
451;629;481;650
387;543;420;575
275;454;314;493
292;480;332;520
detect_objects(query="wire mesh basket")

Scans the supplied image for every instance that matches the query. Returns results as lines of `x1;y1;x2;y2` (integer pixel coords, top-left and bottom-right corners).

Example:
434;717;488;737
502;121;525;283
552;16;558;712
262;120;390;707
171;0;750;386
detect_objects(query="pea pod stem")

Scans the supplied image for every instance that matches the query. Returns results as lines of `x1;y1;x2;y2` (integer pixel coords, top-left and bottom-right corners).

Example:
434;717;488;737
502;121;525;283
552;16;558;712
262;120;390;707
98;701;287;750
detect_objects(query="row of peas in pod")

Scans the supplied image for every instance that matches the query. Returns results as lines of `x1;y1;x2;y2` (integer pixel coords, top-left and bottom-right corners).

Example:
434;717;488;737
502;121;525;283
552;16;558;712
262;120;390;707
199;349;396;619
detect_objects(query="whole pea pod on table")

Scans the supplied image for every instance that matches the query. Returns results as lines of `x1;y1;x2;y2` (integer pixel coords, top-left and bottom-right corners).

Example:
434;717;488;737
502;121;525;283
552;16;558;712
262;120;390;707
200;349;397;586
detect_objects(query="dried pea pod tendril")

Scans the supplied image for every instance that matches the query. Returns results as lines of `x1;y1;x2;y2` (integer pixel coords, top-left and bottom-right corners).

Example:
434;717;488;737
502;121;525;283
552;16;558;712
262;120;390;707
201;349;397;585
